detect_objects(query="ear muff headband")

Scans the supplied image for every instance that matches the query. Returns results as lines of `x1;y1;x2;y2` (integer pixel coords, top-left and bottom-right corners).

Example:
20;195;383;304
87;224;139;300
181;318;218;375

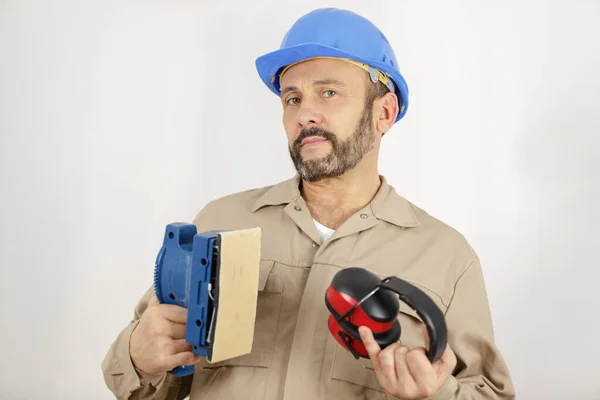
377;277;448;362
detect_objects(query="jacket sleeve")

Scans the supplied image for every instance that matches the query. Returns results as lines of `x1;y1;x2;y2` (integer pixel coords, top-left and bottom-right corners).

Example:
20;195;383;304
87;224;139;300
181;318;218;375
101;286;193;400
428;255;516;400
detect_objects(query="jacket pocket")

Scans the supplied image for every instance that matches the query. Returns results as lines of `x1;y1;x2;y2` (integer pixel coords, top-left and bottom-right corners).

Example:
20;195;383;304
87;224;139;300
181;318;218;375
201;259;283;369
330;345;387;393
395;280;448;350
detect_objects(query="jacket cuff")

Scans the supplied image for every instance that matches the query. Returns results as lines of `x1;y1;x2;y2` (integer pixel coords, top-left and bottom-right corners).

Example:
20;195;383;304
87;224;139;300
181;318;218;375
384;374;458;400
134;365;168;387
102;319;168;396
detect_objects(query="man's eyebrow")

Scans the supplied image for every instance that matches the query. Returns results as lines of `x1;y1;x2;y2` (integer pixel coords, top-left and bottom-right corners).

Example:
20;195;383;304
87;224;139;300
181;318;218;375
313;79;346;87
279;79;346;97
280;86;298;96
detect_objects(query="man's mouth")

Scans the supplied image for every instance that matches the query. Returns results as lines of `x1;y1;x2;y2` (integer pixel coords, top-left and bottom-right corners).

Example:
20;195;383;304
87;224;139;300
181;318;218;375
301;136;327;147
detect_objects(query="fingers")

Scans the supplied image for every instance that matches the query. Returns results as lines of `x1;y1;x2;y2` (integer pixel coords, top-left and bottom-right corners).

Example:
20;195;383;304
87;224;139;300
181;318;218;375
420;323;455;373
148;298;189;336
393;346;414;384
167;322;187;339
148;295;189;324
419;321;457;377
357;322;457;400
358;324;453;399
168;351;203;369
156;337;193;355
158;304;188;324
360;326;401;388
433;344;457;376
406;348;438;393
171;338;194;354
359;326;386;381
358;326;381;359
378;343;400;387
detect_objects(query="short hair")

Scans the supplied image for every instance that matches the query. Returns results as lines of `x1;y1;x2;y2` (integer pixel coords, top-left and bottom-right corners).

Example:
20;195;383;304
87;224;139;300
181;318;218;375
364;79;391;111
366;80;391;102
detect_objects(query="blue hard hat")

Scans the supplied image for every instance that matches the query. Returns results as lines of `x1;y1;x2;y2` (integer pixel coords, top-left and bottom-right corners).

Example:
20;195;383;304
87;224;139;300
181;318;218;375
255;8;409;123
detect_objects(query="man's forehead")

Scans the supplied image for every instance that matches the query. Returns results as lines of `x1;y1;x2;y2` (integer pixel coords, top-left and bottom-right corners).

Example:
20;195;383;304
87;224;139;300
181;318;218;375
279;58;365;88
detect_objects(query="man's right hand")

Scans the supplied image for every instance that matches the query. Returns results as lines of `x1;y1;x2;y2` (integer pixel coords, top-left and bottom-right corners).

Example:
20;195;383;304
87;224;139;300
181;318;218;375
129;295;202;375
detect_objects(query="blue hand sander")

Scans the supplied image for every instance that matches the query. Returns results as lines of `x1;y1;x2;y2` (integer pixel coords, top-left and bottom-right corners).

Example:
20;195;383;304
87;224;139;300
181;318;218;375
153;222;262;377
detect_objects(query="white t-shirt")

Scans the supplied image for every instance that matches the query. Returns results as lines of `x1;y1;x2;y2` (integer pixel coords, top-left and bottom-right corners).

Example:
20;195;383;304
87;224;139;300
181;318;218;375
313;219;335;243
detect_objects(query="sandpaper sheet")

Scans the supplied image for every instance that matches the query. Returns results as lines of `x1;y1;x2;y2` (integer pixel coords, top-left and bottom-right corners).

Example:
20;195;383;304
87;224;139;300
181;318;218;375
208;227;262;363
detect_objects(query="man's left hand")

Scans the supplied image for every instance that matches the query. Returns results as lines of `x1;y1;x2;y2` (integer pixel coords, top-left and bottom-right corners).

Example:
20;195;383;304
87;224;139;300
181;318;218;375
358;325;457;400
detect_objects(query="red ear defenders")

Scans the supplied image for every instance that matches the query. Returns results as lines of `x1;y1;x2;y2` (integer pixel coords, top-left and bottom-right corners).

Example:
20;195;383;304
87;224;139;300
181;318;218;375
325;267;448;363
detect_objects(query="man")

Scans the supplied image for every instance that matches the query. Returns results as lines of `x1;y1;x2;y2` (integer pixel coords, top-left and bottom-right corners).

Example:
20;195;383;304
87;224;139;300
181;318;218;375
102;7;515;400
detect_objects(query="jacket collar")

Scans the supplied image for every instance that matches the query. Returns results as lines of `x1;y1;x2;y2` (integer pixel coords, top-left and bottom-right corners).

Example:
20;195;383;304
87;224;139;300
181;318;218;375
250;175;420;228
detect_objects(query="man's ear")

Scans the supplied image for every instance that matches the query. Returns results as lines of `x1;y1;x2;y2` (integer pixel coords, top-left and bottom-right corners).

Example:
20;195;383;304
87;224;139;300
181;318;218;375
375;92;399;135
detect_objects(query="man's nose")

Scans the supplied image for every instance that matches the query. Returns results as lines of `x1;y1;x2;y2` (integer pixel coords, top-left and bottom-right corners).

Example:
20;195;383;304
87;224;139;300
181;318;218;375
297;102;323;129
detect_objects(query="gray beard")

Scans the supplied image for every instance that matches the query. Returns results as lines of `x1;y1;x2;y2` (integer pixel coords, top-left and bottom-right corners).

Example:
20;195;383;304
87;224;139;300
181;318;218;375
288;107;375;182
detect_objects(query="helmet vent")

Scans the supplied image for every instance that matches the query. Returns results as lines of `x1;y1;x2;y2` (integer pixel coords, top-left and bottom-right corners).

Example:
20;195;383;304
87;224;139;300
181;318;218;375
380;32;390;44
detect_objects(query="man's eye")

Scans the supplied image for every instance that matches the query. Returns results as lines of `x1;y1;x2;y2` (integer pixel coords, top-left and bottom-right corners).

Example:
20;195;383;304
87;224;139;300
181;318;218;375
286;97;300;105
323;90;336;97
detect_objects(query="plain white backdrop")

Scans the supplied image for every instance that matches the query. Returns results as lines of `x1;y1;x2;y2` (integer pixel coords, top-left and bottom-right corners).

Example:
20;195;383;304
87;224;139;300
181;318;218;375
1;0;599;399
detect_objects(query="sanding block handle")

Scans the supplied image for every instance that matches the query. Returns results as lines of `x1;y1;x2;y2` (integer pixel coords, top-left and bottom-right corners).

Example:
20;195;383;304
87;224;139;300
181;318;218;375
154;240;196;378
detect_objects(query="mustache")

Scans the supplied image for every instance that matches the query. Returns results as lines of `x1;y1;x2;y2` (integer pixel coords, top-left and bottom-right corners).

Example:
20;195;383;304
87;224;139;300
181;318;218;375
292;127;337;149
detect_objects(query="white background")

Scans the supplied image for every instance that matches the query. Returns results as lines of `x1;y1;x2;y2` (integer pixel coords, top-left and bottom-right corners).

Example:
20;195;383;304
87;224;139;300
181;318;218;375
1;1;599;399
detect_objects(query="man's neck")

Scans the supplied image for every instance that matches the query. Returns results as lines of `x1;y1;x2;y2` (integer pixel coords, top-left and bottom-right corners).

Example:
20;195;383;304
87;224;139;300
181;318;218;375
300;171;382;229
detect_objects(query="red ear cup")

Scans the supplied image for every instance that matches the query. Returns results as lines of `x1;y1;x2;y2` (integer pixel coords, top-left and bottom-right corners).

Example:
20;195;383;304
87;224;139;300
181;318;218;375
328;314;369;358
328;313;401;358
325;267;402;359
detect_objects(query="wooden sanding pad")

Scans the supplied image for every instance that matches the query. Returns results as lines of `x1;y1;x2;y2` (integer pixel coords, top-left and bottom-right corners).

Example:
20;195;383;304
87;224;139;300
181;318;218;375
208;227;262;363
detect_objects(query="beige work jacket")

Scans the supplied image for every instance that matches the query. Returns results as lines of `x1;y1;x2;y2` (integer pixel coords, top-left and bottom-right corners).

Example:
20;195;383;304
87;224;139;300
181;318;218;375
102;175;515;399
